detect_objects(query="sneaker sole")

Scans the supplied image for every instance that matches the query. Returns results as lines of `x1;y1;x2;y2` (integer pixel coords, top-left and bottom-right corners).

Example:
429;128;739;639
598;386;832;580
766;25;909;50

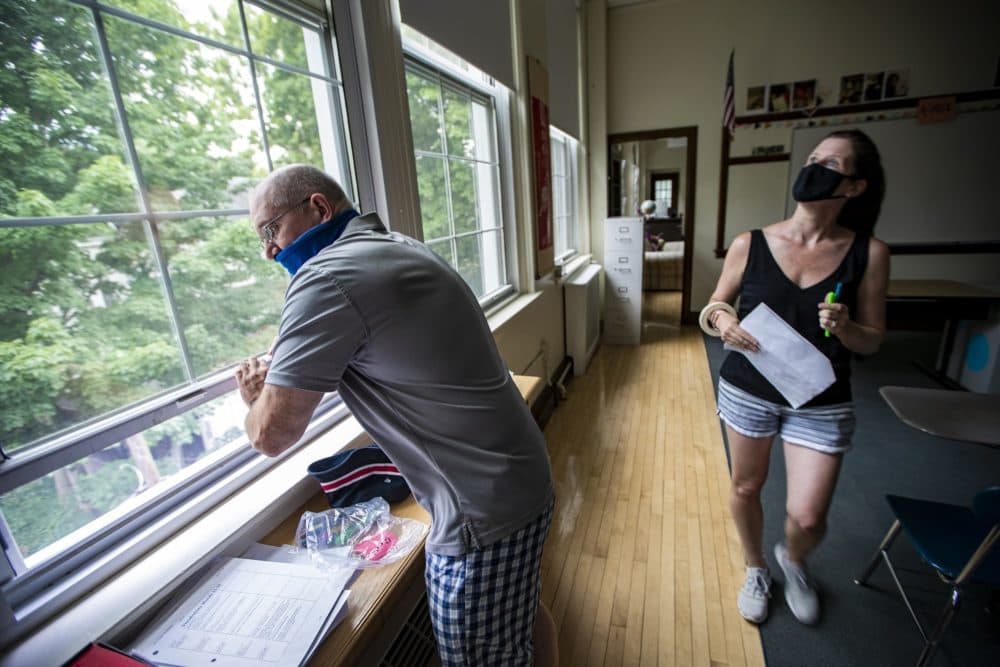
738;607;768;624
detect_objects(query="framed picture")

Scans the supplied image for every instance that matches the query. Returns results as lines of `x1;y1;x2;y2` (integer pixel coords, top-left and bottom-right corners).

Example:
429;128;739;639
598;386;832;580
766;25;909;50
864;72;885;102
792;80;816;109
768;83;790;112
884;69;910;98
746;85;767;113
839;73;864;105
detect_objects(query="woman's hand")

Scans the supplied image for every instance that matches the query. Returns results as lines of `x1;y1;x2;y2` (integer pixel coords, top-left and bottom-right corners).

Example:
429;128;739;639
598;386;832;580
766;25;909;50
716;311;760;353
818;301;850;337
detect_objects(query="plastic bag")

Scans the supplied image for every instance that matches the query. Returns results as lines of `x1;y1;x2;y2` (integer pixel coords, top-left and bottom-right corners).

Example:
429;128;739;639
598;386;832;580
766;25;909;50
294;497;427;569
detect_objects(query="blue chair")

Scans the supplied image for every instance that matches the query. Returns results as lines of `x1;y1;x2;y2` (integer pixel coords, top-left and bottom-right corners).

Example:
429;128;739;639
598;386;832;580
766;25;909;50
854;486;1000;666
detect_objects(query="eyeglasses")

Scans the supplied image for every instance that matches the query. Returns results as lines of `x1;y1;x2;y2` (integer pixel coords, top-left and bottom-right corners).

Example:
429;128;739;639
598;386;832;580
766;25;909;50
258;197;311;248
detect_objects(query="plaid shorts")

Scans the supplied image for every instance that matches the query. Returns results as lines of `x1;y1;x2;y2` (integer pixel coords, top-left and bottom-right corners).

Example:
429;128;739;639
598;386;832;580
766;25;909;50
425;497;554;666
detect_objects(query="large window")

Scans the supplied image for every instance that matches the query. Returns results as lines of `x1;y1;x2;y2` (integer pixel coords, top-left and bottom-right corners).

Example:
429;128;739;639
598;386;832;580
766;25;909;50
402;27;513;307
550;127;580;262
0;0;353;628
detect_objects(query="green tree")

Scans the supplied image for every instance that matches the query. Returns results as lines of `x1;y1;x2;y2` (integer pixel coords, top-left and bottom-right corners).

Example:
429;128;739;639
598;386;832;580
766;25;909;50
0;0;327;557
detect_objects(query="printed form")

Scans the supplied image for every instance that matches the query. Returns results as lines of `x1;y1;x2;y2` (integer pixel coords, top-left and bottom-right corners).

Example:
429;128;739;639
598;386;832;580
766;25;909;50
132;557;352;667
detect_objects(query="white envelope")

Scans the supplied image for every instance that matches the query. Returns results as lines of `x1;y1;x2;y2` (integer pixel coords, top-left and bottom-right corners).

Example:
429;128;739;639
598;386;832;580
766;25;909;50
724;302;835;408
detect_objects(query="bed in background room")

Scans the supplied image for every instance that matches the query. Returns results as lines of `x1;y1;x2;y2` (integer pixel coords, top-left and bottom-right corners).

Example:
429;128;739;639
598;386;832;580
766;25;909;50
643;217;684;291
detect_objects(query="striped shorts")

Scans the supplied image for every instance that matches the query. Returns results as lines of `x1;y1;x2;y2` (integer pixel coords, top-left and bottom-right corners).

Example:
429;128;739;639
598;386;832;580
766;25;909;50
717;378;856;454
425;497;554;667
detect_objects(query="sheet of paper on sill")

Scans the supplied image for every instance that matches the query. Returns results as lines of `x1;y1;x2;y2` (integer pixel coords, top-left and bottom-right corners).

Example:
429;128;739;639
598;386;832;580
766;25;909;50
724;302;835;409
131;554;353;667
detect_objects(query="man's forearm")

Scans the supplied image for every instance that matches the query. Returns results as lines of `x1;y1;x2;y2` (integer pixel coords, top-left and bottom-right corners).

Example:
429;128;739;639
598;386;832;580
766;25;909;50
244;385;319;457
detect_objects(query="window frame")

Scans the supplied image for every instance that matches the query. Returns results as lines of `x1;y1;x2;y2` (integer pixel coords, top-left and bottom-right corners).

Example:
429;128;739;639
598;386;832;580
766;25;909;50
400;35;519;313
0;0;359;643
549;126;580;264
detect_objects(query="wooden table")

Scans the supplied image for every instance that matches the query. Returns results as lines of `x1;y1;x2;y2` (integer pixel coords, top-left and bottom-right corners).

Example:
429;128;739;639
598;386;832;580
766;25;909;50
880;385;1000;447
887;280;1000;389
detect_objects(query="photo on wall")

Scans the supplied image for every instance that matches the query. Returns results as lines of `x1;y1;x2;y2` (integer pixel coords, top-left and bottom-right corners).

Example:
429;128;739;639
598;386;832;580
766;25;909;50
839;73;864;105
884;69;910;98
792;80;816;109
746;85;767;112
768;83;790;112
864;72;885;101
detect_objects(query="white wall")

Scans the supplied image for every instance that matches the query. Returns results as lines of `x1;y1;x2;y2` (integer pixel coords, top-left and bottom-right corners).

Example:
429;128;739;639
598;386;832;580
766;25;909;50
603;0;1000;314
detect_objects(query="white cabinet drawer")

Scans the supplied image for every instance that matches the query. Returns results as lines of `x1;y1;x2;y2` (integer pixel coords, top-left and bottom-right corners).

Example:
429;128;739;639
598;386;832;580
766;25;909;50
604;217;644;252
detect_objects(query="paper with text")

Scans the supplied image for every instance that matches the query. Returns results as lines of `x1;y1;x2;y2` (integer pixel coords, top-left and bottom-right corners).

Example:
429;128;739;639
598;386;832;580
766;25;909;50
132;557;352;667
724;302;835;408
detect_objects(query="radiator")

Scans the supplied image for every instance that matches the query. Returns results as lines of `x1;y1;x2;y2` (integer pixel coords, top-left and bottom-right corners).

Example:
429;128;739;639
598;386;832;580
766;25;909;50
564;263;603;376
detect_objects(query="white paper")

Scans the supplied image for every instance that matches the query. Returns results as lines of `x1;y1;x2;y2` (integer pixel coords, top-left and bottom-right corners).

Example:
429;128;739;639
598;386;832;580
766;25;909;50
132;557;353;667
240;543;312;565
724;302;835;408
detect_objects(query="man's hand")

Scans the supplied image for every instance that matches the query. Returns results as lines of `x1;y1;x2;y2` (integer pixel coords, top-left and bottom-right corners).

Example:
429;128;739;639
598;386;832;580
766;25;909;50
236;356;269;407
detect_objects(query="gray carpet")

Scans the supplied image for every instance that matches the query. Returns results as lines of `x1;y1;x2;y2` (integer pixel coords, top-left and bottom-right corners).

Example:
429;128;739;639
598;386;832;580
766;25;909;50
703;331;1000;667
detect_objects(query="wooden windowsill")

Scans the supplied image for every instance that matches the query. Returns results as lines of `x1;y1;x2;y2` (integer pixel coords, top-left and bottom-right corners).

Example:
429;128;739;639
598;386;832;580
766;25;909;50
261;495;431;667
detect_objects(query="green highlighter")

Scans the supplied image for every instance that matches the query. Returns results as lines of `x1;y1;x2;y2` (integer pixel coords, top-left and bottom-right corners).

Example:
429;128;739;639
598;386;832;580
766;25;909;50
824;282;843;337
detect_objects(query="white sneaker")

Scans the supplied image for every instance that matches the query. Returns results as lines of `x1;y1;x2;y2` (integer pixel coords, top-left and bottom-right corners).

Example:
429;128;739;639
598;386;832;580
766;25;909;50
737;566;772;623
774;543;820;625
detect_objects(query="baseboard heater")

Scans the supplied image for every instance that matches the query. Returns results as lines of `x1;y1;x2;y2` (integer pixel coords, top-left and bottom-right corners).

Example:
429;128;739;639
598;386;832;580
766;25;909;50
564;263;603;377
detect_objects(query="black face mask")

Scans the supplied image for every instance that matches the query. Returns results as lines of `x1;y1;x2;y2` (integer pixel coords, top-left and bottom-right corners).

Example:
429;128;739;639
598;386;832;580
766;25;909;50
792;163;855;202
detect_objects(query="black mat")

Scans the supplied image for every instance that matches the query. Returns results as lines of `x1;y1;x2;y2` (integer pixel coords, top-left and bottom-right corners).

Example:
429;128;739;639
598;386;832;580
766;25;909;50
703;331;1000;667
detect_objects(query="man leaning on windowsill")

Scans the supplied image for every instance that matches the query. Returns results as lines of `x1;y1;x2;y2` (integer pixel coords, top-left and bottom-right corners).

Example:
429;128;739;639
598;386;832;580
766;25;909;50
234;164;558;666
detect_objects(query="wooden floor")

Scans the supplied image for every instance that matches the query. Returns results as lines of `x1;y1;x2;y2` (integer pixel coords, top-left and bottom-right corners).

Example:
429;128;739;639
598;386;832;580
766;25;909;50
540;291;766;667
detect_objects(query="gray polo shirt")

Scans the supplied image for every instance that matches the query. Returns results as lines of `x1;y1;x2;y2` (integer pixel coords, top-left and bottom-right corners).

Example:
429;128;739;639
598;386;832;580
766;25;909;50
266;213;554;555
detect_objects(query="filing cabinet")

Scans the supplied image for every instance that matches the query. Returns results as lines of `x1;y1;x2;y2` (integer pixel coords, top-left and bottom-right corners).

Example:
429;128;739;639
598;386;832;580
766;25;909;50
604;217;643;345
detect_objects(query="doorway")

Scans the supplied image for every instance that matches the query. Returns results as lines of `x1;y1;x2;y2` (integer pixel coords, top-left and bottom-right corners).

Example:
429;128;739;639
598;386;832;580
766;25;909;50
607;126;698;324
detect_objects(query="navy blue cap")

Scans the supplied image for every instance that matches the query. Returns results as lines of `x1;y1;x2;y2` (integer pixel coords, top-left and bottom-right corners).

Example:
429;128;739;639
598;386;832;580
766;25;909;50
307;443;411;508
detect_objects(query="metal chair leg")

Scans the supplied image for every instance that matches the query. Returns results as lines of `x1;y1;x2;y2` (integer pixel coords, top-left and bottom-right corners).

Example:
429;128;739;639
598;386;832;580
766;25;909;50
916;587;962;667
855;519;902;585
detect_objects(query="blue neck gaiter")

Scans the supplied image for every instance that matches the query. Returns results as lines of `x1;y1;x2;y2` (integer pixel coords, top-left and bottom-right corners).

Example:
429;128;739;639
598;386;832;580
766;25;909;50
275;208;360;275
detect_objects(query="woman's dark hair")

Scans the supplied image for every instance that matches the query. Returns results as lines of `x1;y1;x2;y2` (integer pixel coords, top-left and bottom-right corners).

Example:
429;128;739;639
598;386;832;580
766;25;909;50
824;129;885;236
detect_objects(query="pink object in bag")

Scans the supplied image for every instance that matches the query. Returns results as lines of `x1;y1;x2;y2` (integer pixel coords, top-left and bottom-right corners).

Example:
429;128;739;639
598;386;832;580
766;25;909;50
353;528;397;561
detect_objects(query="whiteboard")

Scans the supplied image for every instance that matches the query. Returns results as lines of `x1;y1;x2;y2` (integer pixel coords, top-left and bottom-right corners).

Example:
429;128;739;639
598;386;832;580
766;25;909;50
785;110;1000;245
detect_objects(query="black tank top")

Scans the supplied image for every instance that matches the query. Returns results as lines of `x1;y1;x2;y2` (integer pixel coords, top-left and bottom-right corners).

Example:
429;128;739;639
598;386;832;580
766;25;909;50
719;229;870;407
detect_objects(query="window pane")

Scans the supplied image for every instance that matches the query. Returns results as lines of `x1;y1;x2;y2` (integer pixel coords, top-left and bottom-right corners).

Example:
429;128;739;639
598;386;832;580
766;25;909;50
415;156;449;240
427;238;454;267
455;234;483;297
443;89;474;159
449;159;476;235
105;16;264;212
479;230;504;296
0;2;140;217
469;98;496;163
406;71;443;154
443;90;495;163
245;4;329;76
161;215;287;377
0;221;186;453
258;63;337;169
474;162;500;232
0;390;249;562
104;0;242;47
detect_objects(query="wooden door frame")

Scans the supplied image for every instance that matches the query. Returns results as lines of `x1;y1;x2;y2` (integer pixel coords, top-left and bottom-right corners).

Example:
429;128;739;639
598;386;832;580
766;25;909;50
608;126;698;324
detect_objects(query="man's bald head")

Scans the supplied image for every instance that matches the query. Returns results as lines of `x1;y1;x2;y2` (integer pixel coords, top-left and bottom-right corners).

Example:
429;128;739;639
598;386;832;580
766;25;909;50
251;164;352;222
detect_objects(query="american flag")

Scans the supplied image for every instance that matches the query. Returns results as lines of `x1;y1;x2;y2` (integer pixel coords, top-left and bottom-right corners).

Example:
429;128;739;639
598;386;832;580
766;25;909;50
722;50;735;139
